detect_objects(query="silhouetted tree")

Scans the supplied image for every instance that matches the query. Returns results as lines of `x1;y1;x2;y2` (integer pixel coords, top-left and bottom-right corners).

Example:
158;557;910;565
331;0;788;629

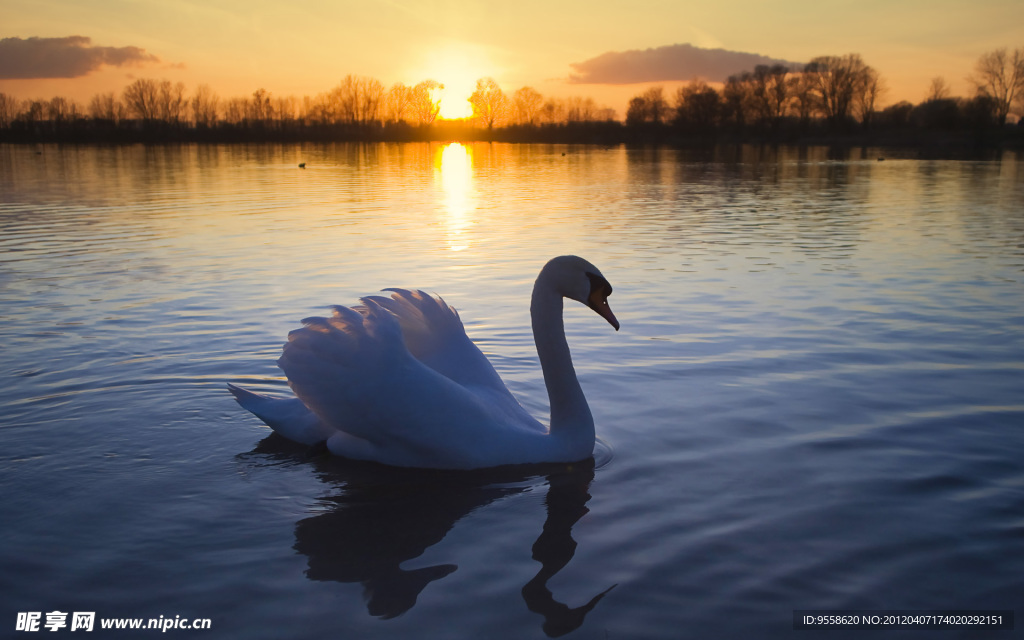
624;97;644;126
787;72;817;128
513;86;543;125
538;98;565;125
721;74;752;129
673;79;721;131
625;86;668;126
123;78;160;121
750;64;791;128
158;80;187;125
326;78;354;124
191;84;219;127
273;95;298;125
856;68;884;127
223;97;247;125
384;83;413;123
299;95;316;124
961;94;1000;128
249;88;272;122
410;80;442;124
305;91;332;125
911;98;962;130
87;92;125;123
879;101;914;128
969;47;1024;125
927;76;951;102
803;54;876;127
0;92;18;128
469;77;508;129
23;100;46;125
46;96;77;124
359;78;385;125
564;96;599;122
326;75;385;125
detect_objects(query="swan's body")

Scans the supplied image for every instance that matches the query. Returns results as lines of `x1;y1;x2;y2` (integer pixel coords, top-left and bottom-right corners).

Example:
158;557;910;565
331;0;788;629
229;255;618;469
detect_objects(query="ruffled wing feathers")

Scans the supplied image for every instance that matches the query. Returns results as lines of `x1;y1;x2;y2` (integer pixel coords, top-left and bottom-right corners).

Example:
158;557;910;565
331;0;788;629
361;289;511;393
277;295;520;463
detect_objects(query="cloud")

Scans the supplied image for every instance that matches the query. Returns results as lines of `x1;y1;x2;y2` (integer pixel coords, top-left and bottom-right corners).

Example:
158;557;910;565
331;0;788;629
568;43;804;85
0;36;160;79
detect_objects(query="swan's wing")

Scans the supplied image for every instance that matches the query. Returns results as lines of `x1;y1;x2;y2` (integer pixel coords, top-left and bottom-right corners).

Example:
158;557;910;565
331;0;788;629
362;288;511;395
277;298;515;462
227;383;337;444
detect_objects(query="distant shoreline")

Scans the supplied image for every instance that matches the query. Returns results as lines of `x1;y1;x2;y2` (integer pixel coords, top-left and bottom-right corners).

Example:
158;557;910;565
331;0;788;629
2;120;1023;156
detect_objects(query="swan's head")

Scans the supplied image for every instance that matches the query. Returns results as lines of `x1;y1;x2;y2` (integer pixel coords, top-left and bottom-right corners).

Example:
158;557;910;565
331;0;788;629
542;255;620;331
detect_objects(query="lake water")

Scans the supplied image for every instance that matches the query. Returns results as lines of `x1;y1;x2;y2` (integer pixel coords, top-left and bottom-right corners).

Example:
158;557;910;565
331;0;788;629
1;142;1022;639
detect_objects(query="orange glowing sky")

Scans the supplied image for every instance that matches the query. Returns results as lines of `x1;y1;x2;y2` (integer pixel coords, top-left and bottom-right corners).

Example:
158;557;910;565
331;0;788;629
2;0;1023;117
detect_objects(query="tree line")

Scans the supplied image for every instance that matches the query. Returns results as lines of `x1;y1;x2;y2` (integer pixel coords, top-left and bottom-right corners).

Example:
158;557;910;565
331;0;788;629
0;47;1021;145
0;74;617;142
626;49;1024;141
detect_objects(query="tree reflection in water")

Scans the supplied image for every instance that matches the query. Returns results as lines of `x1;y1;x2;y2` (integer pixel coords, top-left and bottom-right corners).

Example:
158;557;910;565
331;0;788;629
245;434;614;635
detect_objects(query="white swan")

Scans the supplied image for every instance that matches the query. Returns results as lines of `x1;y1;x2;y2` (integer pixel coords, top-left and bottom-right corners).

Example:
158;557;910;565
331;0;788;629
228;255;618;469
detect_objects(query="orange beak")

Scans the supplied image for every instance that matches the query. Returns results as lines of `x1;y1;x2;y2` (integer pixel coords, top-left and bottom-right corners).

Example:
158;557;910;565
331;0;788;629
588;290;620;331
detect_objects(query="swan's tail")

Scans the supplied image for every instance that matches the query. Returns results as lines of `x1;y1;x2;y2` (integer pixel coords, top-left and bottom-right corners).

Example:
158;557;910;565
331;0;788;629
227;383;337;445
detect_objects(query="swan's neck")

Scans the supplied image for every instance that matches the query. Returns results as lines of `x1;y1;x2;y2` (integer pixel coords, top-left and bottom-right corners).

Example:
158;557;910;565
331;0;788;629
531;277;594;447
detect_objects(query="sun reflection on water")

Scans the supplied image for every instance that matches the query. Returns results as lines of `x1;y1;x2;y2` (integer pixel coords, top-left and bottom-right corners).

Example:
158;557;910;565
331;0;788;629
435;142;474;252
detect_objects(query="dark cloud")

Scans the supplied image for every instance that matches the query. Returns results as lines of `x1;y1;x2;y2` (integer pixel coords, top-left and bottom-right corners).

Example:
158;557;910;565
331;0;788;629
0;36;160;79
568;43;804;85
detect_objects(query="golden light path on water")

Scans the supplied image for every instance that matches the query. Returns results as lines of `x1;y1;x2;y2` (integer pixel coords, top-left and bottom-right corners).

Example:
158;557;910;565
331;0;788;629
435;142;475;252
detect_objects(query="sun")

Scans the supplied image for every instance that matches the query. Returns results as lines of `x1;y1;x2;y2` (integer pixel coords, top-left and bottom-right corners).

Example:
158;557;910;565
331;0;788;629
411;42;495;120
436;82;475;120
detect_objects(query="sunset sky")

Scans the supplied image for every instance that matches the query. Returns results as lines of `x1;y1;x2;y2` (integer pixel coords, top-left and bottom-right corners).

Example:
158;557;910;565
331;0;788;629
2;0;1023;118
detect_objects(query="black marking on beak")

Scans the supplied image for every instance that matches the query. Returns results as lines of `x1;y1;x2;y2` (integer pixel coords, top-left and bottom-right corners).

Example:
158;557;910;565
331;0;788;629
585;272;619;331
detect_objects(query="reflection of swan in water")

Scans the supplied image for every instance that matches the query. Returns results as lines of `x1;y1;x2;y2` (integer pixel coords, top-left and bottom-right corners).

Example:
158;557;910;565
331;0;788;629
523;470;616;637
243;435;614;633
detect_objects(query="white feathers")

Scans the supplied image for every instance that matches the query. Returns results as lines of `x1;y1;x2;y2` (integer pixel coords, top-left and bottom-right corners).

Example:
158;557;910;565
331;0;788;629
227;384;334;445
230;256;618;469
